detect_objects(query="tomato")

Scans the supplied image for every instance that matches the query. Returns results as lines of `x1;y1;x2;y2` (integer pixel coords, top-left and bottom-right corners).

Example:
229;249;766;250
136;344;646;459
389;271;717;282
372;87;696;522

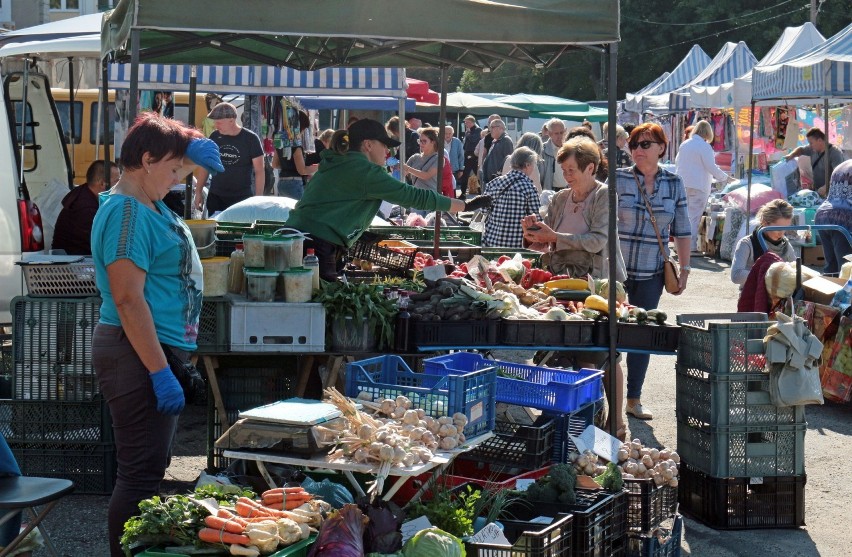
521;259;532;270
497;255;510;265
424;259;436;267
458;263;468;273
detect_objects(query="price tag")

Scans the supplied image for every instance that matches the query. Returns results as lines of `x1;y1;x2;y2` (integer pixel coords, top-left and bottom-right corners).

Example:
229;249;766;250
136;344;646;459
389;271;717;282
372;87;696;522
400;516;432;544
528;516;554;524
569;424;621;463
514;478;535;491
468;522;511;546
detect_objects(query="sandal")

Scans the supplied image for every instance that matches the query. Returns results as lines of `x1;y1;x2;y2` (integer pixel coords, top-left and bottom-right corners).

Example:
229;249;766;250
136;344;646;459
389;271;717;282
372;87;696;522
626;402;653;420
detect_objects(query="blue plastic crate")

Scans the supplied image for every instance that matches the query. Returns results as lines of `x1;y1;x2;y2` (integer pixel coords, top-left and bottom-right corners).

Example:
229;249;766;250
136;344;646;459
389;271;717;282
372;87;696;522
547;399;602;464
346;355;495;438
626;515;682;557
424;353;603;413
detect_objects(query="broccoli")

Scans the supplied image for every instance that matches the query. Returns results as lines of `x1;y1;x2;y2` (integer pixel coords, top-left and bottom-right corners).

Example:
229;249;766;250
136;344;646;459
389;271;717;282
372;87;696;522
548;464;577;493
594;462;624;491
525;464;577;505
525;480;559;503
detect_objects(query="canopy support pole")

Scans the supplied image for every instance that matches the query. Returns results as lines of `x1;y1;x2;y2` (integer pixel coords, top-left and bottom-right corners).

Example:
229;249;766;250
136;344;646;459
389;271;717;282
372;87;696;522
128;28;140;124
101;58;111;186
745;101;755;227
68;57;75;180
433;64;449;259
185;65;198;219
823;98;830;192
606;42;618;439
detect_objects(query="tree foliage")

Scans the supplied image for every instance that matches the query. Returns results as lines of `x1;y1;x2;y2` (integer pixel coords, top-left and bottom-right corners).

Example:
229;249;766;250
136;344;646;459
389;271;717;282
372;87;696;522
408;0;852;100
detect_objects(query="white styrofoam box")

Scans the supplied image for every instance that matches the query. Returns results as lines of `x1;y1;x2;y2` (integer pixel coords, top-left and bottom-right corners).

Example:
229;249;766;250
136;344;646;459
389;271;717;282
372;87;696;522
229;295;325;352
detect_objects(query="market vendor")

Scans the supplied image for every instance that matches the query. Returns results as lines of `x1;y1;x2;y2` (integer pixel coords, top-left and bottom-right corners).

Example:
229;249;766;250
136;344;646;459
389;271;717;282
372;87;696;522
784;128;847;196
285;118;490;280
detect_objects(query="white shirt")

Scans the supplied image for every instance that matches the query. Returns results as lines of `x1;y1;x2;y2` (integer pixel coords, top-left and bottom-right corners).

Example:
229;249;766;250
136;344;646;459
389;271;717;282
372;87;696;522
675;136;729;194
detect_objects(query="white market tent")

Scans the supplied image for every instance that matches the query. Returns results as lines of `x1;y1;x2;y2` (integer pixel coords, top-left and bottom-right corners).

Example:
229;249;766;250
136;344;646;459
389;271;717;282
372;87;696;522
690;23;826;109
624;45;711;113
646;41;757;113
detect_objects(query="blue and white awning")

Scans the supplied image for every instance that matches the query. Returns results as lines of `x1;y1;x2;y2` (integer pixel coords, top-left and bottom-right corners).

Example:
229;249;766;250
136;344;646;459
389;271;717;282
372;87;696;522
753;22;852;102
107;64;407;97
624;45;711;113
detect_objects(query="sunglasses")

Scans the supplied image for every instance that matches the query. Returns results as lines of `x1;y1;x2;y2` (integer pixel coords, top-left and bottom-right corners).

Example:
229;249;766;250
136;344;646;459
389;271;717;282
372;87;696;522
630;140;661;150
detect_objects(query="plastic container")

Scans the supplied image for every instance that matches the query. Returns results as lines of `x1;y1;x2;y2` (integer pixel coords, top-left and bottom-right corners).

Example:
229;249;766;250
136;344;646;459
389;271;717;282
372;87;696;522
228;296;325;353
200;256;230;297
245;269;278;302
196;297;230;353
228;244;245;294
184;219;217;258
675;313;769;375
625;515;682;557
9;440;116;494
464;417;555;470
282;267;314;303
615;322;680;352
286;235;304;268
547;399;602;464
0;399;113;444
499;319;596;347
18;260;99;297
330;316;376;352
263;236;292;271
465;515;573;557
303;249;320;292
623;477;678;533
242;234;266;267
410;319;499;347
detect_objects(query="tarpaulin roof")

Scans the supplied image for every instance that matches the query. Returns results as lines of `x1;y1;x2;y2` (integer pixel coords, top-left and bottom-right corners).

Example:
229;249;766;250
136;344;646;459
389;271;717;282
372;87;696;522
752;22;852;103
415;92;530;118
624;45;711;113
690;23;825;108
102;0;620;70
646;42;757;113
0;13;102;47
493;93;590;116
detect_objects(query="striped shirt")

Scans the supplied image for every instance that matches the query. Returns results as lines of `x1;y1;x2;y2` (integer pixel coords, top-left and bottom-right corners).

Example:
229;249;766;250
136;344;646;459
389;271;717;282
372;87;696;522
615;165;690;279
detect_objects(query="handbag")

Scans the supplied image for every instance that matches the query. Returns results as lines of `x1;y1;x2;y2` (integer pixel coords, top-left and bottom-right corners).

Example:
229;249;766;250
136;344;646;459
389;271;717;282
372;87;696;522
161;344;206;404
633;171;680;294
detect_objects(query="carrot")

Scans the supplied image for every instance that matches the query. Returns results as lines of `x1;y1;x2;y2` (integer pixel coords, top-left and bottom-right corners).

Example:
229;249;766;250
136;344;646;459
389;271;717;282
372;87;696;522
217;509;249;528
204;515;246;534
261;492;312;505
198;527;251;546
235;501;272;519
261;487;308;498
264;497;313;511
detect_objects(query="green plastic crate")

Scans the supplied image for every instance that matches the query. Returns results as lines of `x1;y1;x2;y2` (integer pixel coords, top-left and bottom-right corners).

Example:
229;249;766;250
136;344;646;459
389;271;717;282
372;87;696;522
480;248;543;266
369;225;483;244
408;239;481;262
138;535;316;556
196;297;231;353
675;313;769;375
677;416;806;477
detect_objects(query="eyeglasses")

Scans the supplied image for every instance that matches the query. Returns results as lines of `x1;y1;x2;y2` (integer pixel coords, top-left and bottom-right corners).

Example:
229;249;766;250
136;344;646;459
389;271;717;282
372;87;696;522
418;139;431;144
630;140;661;150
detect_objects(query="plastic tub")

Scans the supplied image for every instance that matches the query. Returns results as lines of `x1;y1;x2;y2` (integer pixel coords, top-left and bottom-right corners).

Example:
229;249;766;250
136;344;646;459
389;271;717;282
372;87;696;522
263;236;293;271
200;257;230;297
245;269;278;302
185;219;217;258
282;267;314;302
242;234;266;267
284;235;304;268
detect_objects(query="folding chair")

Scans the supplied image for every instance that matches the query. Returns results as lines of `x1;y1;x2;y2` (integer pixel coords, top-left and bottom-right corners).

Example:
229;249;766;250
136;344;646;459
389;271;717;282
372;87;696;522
0;476;74;557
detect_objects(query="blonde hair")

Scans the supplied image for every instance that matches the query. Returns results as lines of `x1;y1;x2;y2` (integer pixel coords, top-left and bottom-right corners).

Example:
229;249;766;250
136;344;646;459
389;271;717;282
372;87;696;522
691;120;714;142
757;199;794;227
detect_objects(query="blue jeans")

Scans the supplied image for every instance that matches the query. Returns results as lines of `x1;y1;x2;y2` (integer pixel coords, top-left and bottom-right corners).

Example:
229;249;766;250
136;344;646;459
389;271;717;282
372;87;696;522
818;229;852;275
625;273;665;400
277;177;304;200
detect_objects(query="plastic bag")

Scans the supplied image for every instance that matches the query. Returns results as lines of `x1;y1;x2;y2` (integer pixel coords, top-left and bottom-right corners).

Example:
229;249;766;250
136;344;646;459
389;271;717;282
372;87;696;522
765;312;824;407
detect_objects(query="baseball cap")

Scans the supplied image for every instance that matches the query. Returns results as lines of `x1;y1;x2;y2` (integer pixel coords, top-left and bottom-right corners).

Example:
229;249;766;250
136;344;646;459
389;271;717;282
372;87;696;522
207;102;238;120
348;118;401;148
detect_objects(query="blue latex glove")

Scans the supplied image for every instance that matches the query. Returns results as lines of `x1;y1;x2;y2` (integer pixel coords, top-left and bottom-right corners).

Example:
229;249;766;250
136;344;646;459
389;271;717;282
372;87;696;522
149;366;185;415
186;138;225;176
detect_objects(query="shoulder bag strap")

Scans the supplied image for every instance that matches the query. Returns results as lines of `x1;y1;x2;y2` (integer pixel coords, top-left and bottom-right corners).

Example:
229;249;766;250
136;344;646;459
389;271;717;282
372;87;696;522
411;153;438;187
633;170;669;261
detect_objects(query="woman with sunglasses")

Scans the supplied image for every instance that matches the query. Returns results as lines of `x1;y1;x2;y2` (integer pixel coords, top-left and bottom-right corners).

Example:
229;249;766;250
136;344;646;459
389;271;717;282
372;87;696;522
615;123;691;421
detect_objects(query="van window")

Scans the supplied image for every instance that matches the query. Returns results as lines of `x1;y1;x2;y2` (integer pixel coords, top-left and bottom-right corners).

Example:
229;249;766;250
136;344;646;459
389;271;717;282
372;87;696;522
12;101;37;171
54;100;83;144
89;102;116;145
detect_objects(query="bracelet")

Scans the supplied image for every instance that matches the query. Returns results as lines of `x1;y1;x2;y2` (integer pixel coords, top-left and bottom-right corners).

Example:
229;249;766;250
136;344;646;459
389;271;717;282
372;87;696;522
681;265;692;272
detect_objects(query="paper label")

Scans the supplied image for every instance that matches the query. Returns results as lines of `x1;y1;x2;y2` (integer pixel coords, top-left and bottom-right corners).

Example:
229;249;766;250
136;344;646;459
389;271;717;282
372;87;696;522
515;478;535;491
569;424;621;463
468;522;512;546
469;401;483;423
528;516;554;524
400;515;432;544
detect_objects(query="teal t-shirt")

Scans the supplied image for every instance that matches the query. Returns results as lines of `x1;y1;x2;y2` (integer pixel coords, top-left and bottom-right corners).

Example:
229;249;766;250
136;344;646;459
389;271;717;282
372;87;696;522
91;193;203;351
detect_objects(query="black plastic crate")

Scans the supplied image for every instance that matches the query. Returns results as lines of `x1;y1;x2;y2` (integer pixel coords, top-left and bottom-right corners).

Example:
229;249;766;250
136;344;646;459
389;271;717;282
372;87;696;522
9;441;116;494
12;296;101;401
466;515;573;557
410;319;499;347
547;399;602;464
408;239;482;263
196;297;231;353
614;323;680;352
563;489;624;557
623;478;678;533
466;418;554;470
678;461;805;529
625;515;682;557
0;399;112;444
207;357;298;470
499;320;596;347
348;240;415;277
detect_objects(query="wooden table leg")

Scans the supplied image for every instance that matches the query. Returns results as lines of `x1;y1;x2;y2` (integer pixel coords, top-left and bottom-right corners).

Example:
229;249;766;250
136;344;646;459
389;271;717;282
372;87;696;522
255;461;278;490
324;355;346;391
202;355;230;434
294;355;316;397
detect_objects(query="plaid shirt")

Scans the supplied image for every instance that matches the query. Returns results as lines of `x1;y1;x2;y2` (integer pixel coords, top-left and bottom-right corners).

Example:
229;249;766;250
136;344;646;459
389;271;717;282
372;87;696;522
482;170;540;248
615;165;690;279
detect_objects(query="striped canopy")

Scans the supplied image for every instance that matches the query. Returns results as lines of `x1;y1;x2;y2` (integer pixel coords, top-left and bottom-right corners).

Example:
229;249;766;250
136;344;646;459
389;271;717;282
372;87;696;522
624;45;711;113
690;23;825;109
646;42;756;113
752;22;852;103
107;64;407;97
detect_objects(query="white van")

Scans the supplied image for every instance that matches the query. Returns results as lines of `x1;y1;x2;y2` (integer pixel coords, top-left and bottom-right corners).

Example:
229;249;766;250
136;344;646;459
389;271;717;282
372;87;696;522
0;71;73;322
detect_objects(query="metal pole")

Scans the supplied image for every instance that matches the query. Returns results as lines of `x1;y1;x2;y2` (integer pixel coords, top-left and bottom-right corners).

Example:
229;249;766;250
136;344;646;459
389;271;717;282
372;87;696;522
823;98;830;192
128;29;140;123
810;0;818;24
745;101;756;228
68;57;75;179
606;43;618;439
101;59;111;166
433;65;449;259
186;65;198;219
19;59;29;184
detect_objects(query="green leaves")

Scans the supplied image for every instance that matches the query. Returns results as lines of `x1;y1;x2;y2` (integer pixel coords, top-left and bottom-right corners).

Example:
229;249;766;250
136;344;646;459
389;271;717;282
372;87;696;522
315;282;399;349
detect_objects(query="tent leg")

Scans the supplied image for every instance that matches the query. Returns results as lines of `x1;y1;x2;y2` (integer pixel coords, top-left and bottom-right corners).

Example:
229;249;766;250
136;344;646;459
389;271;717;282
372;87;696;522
128;28;140;124
101;59;111;168
823;99;830;191
745;101;755;226
433;65;449;259
186;66;198;219
606;43;619;438
68;57;75;181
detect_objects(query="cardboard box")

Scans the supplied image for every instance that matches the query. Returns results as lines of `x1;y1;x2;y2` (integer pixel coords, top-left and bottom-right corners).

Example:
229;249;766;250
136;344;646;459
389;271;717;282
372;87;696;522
802;276;846;305
801;245;825;267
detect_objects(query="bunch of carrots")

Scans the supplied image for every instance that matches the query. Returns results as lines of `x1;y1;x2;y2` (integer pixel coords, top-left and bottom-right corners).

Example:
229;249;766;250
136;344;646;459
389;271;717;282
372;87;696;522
197;487;316;555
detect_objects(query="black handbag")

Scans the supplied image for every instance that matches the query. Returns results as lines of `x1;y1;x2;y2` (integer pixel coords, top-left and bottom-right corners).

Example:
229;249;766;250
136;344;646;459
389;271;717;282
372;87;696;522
161;344;206;404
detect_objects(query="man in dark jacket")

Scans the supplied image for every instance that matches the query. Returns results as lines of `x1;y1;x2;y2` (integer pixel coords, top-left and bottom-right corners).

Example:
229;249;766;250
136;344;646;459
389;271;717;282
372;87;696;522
459;115;482;198
481;119;514;184
52;160;120;255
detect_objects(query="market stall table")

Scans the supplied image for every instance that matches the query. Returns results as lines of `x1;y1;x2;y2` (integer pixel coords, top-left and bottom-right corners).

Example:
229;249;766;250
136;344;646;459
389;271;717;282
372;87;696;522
223;432;493;502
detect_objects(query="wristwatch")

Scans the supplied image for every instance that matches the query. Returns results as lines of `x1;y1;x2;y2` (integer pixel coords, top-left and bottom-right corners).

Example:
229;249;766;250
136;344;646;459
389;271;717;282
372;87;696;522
681;265;692;272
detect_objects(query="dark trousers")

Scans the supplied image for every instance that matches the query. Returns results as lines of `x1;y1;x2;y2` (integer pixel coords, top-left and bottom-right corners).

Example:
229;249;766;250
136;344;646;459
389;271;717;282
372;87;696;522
92;324;182;557
459;153;479;197
624;273;665;400
303;236;344;281
818;228;852;275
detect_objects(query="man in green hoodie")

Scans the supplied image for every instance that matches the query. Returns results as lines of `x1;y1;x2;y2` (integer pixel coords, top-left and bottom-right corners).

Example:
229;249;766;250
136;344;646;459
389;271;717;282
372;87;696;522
285;118;490;279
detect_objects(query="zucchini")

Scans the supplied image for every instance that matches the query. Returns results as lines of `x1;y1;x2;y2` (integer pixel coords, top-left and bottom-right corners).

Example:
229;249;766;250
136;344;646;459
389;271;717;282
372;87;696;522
551;289;592;301
646;309;668;325
580;308;602;320
629;307;648;322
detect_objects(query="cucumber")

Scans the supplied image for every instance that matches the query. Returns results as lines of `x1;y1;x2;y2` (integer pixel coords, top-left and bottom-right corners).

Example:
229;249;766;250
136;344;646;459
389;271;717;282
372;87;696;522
629;307;648;322
551;289;592;302
646;309;668;325
580;308;602;320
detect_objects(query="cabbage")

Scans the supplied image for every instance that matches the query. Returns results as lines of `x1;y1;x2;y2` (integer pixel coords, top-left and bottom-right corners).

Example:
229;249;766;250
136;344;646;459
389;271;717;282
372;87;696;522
402;527;465;557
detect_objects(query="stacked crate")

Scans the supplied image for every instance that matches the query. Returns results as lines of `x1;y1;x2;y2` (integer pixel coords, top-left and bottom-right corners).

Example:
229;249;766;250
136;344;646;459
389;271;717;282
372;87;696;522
6;296;116;493
675;313;806;529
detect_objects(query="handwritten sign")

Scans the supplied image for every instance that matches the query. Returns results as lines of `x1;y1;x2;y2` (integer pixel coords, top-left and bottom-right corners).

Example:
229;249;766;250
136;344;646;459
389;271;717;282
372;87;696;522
400;516;432;544
468;522;512;546
569;424;622;463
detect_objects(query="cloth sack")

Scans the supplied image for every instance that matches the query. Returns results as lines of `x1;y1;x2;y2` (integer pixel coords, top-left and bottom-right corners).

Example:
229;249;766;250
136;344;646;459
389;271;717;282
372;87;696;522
764;312;824;407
